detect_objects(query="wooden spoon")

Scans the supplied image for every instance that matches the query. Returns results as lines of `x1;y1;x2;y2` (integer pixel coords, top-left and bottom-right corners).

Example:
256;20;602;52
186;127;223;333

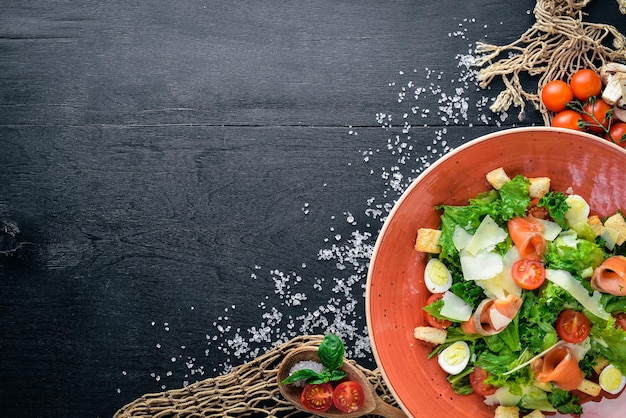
277;346;408;418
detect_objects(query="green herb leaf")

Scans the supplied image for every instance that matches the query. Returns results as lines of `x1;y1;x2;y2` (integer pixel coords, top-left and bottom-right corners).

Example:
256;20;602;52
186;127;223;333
280;368;322;385
318;333;344;370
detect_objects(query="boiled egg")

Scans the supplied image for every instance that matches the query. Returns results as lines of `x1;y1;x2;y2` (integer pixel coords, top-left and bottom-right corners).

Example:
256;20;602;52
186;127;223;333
424;258;452;293
599;364;626;395
437;341;470;375
564;194;590;228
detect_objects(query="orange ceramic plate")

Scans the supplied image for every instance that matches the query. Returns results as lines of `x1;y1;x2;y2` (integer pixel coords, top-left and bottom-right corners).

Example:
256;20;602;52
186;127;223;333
366;127;626;418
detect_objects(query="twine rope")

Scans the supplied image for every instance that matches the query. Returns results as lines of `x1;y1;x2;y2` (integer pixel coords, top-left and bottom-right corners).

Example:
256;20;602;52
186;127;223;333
114;335;398;417
475;0;626;124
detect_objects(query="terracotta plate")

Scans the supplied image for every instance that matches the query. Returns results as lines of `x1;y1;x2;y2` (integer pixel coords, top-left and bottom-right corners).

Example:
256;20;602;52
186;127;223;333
366;127;626;418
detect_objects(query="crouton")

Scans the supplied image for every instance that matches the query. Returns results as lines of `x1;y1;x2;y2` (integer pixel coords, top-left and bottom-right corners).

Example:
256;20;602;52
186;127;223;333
588;215;604;237
524;410;545;418
494;405;520;418
577;379;602;397
604;213;626;246
592;356;611;375
486;167;511;190
415;228;442;254
413;326;447;345
527;177;551;199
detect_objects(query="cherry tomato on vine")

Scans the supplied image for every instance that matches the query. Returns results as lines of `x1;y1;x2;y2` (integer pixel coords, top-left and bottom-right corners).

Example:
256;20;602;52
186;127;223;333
607;122;626;148
582;98;612;133
541;80;573;112
333;381;365;413
469;367;497;396
551;110;583;131
556;309;591;344
424;293;452;330
301;383;333;412
570;69;603;101
511;259;546;290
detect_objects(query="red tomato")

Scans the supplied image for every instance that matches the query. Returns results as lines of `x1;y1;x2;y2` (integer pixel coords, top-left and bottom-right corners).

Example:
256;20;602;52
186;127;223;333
333;381;365;413
511;259;546;290
424;293;452;330
469;367;497;396
556;309;591;344
301;383;333;412
569;69;603;101
614;312;626;331
541;80;574;112
551;110;583;131
582;99;612;133
607;122;626;148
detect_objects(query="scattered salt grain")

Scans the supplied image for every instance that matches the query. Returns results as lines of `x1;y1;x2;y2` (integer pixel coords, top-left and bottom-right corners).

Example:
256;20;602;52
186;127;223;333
287;360;325;387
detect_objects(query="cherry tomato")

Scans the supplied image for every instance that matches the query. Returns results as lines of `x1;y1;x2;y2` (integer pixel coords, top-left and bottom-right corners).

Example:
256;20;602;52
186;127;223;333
333;381;365;413
556;309;591;344
582;99;612;133
424;293;452;330
511;259;546;290
614;312;626;331
541;80;574;112
607;122;626;148
469;367;497;396
569;69;603;101
301;383;333;412
527;198;550;220
551;110;583;131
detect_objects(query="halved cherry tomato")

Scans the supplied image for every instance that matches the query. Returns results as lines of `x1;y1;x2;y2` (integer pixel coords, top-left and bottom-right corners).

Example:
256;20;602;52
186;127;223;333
570;69;603;101
607;122;626;148
582;98;612;133
511;259;546;290
551;110;584;131
301;383;333;412
614;312;626;331
556;309;591;344
541;80;574;112
333;381;365;413
424;293;452;330
469;367;497;396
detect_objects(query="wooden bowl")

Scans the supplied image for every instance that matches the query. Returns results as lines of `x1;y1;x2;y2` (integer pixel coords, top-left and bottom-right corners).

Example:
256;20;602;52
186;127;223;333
366;127;626;417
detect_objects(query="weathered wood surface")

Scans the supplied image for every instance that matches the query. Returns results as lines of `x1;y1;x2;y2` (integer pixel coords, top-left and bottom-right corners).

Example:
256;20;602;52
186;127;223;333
0;1;622;416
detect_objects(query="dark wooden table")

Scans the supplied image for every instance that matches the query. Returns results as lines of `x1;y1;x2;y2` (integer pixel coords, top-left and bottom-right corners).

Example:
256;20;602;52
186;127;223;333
1;1;622;417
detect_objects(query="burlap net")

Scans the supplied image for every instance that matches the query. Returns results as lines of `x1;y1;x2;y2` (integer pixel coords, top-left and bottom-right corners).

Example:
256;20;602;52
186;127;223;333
475;0;626;125
114;335;399;417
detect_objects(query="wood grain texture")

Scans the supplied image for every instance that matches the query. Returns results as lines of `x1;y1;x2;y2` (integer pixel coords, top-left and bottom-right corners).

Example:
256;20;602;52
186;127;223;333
0;0;621;416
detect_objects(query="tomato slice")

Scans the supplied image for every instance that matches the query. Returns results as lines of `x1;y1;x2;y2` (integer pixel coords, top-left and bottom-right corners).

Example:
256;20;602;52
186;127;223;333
424;293;452;330
300;383;333;412
333;381;365;413
556;309;591;344
469;367;497;396
511;259;546;290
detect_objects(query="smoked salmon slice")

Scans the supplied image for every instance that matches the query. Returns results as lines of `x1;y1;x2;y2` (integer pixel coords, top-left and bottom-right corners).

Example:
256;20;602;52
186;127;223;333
590;255;626;296
508;216;546;261
461;294;522;336
531;345;584;391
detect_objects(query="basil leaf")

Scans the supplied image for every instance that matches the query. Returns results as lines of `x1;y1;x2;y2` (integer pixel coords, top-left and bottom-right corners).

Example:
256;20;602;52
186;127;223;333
280;368;321;385
329;368;347;382
318;334;344;370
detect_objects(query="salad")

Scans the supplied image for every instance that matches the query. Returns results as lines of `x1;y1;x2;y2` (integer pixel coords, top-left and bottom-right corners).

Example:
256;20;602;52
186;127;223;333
413;167;626;417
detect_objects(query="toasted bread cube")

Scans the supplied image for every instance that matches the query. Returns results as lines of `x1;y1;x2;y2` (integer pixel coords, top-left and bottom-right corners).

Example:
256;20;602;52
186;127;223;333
577;379;601;397
588;215;604;237
524;411;545;418
604;213;626;246
413;326;447;345
415;228;442;254
494;405;520;418
528;177;551;199
592;357;611;375
486;167;511;190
